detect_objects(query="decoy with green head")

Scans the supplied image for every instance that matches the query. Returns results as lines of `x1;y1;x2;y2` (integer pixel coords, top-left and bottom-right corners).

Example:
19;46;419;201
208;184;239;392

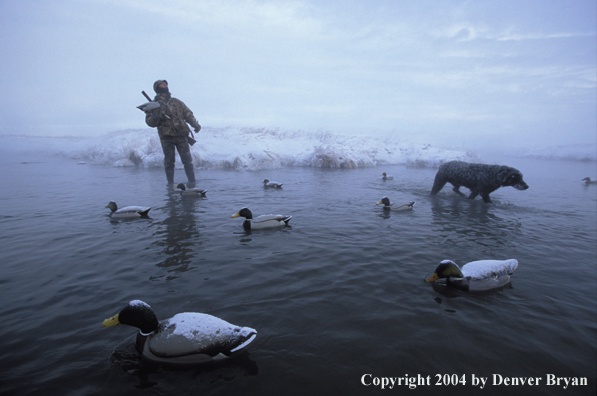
105;201;151;218
174;183;207;197
376;197;415;211
231;207;292;230
102;300;257;366
425;259;518;291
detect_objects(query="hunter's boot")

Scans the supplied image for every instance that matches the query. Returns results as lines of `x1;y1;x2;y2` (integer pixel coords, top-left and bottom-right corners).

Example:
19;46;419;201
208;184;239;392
184;164;196;187
165;166;175;186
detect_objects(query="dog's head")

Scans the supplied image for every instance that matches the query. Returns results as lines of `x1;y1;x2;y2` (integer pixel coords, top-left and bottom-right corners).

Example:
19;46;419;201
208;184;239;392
498;167;529;190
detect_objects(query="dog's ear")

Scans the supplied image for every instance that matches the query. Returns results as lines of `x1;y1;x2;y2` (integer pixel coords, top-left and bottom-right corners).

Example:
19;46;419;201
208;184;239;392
497;167;511;184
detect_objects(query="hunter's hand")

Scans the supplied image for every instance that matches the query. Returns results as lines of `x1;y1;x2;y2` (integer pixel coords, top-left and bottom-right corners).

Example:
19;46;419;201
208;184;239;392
150;107;162;120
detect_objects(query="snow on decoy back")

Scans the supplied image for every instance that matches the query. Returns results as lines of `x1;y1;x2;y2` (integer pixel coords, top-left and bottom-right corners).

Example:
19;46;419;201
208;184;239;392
102;300;257;365
174;183;208;196
425;259;518;291
105;201;151;218
231;207;292;230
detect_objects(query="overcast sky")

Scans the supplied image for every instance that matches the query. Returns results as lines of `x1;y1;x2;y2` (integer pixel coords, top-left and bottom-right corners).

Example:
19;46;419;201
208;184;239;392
0;0;595;150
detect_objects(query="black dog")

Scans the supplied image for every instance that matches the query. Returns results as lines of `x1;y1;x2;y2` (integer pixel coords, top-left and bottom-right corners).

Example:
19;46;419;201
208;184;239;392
430;161;529;203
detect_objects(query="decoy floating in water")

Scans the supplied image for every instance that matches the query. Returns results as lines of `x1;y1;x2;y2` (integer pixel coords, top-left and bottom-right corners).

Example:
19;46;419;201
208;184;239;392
582;177;597;185
263;179;283;188
102;300;257;366
425;259;518;292
174;183;208;196
105;201;151;218
381;172;394;180
231;207;292;230
376;197;415;211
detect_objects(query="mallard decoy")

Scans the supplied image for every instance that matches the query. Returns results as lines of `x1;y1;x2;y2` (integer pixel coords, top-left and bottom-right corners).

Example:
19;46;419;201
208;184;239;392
381;172;394;180
174;183;208;196
105;201;151;218
231;207;292;230
582;177;597;185
376;197;415;211
425;259;518;291
102;300;257;365
263;179;283;188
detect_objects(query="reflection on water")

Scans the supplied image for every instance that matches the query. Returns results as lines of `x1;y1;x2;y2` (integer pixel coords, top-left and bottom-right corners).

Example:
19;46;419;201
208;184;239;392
429;196;523;253
108;335;259;390
376;207;392;220
428;279;515;299
150;188;206;280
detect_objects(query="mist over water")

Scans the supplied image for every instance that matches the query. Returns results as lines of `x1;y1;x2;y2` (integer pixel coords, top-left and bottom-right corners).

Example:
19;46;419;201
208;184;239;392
2;128;595;172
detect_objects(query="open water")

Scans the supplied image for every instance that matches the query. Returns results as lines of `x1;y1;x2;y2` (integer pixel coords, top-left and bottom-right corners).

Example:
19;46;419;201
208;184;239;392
0;135;595;396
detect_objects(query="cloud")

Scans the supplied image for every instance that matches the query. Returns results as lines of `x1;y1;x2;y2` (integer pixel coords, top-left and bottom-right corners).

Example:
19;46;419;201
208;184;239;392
495;31;595;41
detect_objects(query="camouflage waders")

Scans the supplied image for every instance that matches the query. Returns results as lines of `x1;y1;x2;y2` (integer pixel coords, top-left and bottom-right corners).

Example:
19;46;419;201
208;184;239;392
159;135;195;185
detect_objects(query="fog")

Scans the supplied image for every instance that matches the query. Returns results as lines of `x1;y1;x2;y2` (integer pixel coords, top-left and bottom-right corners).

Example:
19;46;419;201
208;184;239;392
1;0;595;154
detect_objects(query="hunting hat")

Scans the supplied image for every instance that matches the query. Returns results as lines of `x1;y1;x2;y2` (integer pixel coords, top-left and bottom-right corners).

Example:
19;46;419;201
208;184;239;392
153;80;168;92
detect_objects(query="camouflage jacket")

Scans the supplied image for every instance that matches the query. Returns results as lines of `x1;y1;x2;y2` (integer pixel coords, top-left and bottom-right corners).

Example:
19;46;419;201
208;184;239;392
145;93;200;137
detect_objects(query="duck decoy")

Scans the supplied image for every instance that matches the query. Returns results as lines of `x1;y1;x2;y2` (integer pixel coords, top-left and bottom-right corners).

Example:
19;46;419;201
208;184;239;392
425;259;518;291
231;207;292;230
263;179;283;188
102;300;257;365
376;197;415;211
174;183;208;196
105;201;151;218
